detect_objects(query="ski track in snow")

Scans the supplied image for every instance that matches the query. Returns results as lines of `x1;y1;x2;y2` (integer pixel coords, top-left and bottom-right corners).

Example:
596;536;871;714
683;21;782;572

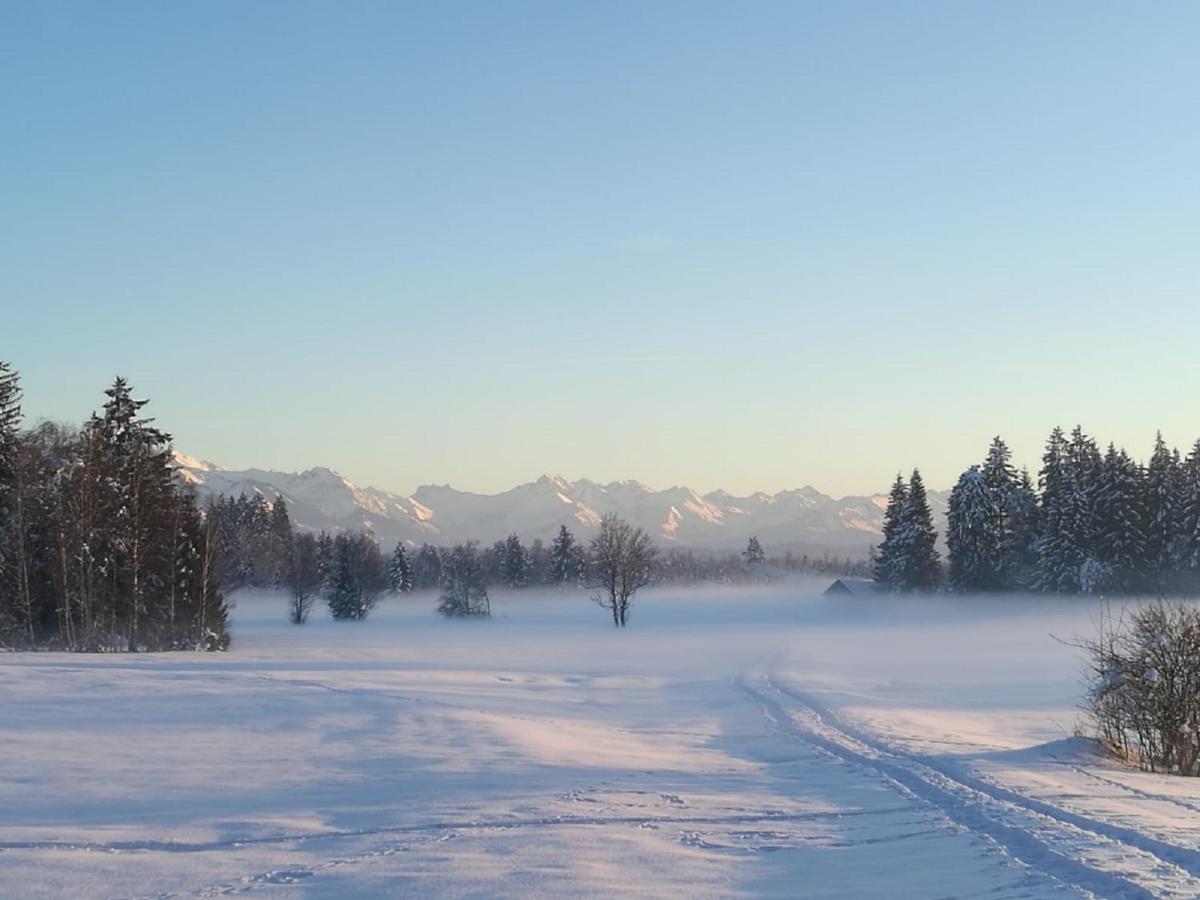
740;667;1200;899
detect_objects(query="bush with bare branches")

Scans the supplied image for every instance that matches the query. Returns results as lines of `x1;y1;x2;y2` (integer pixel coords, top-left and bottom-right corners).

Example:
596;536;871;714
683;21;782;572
1081;601;1200;775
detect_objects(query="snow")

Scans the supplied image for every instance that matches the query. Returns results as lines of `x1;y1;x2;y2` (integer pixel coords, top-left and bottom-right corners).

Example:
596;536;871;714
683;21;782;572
4;588;1200;897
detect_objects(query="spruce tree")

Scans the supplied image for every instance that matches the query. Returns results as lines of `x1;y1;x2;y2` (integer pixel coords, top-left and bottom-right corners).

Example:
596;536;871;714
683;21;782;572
1035;427;1080;592
438;542;490;617
550;525;582;585
1181;440;1200;583
326;536;363;619
315;532;334;590
388;541;414;593
0;362;21;641
500;533;528;589
268;497;292;583
1066;425;1102;561
1144;432;1179;589
873;474;908;590
743;536;766;567
90;377;176;649
982;436;1020;584
527;538;551;585
1001;467;1040;590
1094;445;1145;591
946;466;1000;592
897;468;942;591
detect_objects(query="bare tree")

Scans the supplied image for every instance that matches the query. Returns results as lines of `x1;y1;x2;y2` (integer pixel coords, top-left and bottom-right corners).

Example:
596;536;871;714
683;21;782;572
283;532;323;624
589;514;657;627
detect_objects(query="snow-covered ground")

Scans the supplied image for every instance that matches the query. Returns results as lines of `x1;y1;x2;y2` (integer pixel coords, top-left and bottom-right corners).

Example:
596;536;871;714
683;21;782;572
4;586;1200;898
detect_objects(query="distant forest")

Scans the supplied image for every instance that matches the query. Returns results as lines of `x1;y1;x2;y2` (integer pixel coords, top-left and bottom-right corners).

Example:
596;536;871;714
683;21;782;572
0;362;864;651
876;432;1200;595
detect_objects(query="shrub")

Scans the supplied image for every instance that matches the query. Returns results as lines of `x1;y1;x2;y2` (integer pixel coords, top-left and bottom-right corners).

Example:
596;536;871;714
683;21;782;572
1081;601;1200;775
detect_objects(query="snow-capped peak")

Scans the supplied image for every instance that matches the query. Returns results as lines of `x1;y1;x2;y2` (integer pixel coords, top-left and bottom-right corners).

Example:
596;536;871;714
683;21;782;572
172;454;947;554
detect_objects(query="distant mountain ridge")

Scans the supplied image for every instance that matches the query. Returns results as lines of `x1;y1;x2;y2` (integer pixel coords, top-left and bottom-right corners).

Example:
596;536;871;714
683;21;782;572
174;453;947;557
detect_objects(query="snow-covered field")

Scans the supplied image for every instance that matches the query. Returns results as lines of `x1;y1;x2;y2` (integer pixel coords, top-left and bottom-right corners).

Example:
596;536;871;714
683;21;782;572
4;586;1200;898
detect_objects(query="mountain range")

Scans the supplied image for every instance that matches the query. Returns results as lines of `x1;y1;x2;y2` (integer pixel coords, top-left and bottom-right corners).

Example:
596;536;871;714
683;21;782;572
174;453;948;557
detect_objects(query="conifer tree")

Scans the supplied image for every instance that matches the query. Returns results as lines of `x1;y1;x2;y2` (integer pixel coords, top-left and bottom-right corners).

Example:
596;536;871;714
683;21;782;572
500;533;528;589
946;466;1000;591
90;377;176;649
326;536;363;620
550;525;583;586
1035;427;1081;592
873;474;908;590
1094;445;1145;591
981;436;1021;584
1066;425;1102;558
743;536;766;567
438;542;490;617
0;362;22;641
527;538;551;585
315;532;334;589
1181;440;1200;581
1144;432;1180;588
268;497;292;583
1001;467;1041;590
897;468;941;591
388;541;414;593
982;436;1018;496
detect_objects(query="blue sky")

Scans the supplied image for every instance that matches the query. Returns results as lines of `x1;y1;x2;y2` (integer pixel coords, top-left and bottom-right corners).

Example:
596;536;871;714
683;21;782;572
5;2;1200;496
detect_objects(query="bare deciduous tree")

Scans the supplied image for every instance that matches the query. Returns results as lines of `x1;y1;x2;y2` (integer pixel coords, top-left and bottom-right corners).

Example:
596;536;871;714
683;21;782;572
283;532;323;624
589;514;656;627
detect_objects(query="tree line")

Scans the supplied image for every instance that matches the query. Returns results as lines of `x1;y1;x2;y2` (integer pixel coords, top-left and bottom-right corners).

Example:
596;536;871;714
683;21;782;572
875;431;1200;595
0;359;871;648
0;363;230;651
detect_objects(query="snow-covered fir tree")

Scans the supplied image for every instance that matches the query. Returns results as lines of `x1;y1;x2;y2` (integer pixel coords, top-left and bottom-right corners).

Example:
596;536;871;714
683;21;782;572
1181;441;1200;575
1035;427;1082;592
896;468;942;591
326;538;364;620
315;532;334;589
500;534;528;589
872;474;908;590
743;535;766;566
981;436;1027;586
946;466;1001;592
1094;444;1145;591
550;525;583;585
268;497;292;585
91;377;181;650
1067;426;1103;584
0;363;22;643
1001;467;1040;590
1143;432;1179;588
388;541;414;593
438;542;490;617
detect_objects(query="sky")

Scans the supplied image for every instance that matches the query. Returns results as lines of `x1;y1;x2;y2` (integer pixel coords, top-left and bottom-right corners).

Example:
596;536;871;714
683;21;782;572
5;1;1200;498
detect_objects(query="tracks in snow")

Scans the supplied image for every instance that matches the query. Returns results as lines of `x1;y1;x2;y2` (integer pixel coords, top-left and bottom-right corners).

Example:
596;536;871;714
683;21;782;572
739;669;1200;899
